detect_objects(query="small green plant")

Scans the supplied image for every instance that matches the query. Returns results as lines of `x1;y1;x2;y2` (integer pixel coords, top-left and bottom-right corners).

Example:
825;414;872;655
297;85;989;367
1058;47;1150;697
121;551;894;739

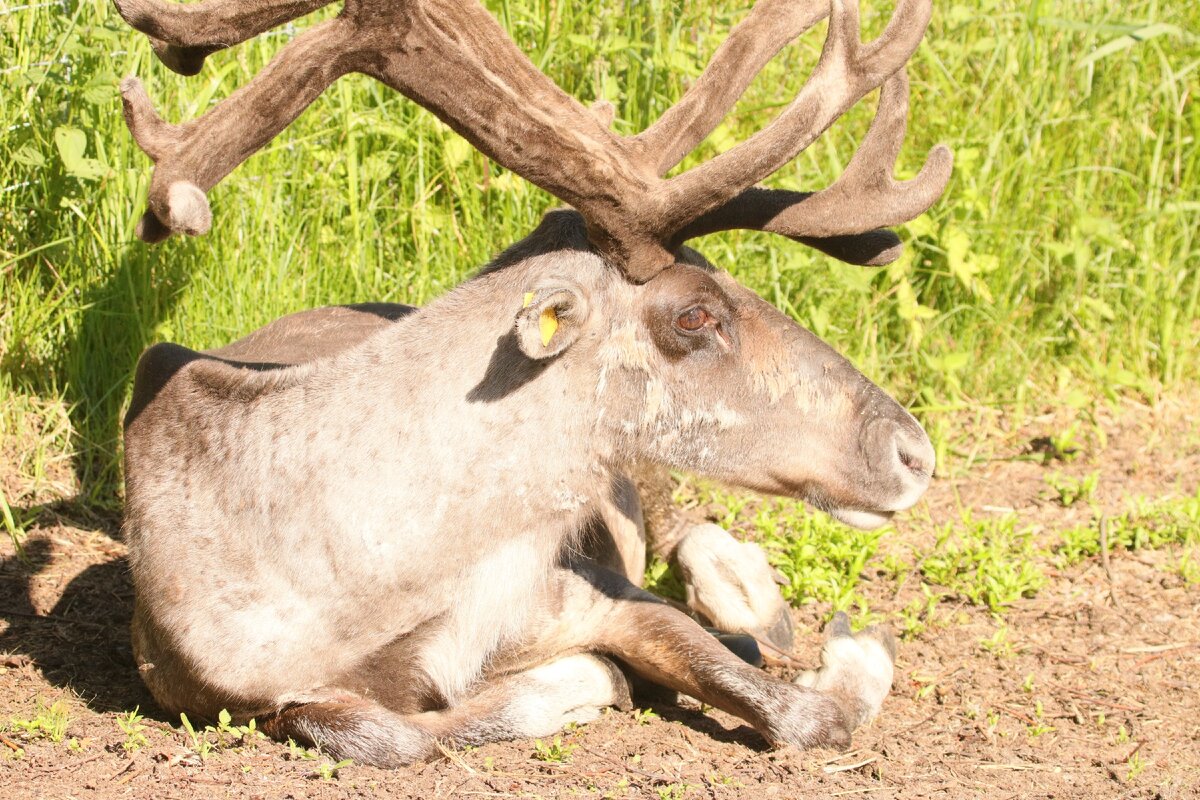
1127;750;1146;780
179;713;214;760
1056;523;1100;566
643;557;686;603
1038;422;1082;463
896;585;941;641
1045;471;1099;507
1026;700;1054;737
116;707;149;753
919;514;1046;612
633;708;659;726
313;758;354;780
0;487;33;557
756;498;885;611
1177;549;1200;584
910;672;938;701
656;784;691;800
214;708;264;748
533;736;578;763
9;699;70;743
603;777;632;798
286;738;318;760
179;709;265;760
708;772;738;786
979;624;1015;658
1055;489;1200;566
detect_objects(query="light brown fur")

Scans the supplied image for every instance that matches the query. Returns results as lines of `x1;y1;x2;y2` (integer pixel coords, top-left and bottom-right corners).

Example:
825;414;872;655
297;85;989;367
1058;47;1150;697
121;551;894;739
114;0;952;767
125;212;934;764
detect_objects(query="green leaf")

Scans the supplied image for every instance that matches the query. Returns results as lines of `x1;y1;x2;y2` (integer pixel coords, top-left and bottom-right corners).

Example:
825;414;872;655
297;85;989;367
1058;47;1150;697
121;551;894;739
928;352;971;373
896;281;937;321
80;75;117;107
945;228;996;302
1078;23;1189;69
53;126;107;181
443;136;472;169
12;143;46;169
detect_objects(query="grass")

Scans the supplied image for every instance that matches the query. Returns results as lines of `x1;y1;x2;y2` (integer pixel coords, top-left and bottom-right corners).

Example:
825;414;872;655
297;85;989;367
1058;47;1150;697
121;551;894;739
1;0;1198;506
1056;485;1200;565
7;698;71;744
918;513;1047;612
661;479;1199;635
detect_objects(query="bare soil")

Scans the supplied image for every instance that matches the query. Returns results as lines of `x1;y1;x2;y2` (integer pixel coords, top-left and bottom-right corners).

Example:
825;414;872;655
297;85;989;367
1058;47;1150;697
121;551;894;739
2;394;1198;799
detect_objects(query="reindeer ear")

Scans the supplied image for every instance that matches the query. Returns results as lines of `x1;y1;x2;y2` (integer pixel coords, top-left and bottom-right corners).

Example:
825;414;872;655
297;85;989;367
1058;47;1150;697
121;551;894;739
515;286;589;360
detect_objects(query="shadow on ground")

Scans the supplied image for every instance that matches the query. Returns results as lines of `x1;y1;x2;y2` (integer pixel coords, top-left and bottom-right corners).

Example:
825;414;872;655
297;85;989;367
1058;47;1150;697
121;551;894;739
0;514;159;719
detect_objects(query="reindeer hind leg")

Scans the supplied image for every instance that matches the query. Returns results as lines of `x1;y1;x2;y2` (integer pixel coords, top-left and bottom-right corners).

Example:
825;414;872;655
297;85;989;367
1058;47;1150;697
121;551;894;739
113;0;338;75
261;655;631;766
437;654;632;747
261;697;439;767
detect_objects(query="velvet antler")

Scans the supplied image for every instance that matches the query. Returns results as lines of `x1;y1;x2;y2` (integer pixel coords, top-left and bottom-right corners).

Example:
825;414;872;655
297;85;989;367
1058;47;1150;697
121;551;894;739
115;0;952;282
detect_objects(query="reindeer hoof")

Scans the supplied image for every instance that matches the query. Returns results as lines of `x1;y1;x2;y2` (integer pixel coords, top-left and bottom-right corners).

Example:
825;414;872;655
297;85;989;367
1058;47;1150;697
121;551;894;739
704;628;764;668
763;683;852;751
675;523;795;651
794;612;895;730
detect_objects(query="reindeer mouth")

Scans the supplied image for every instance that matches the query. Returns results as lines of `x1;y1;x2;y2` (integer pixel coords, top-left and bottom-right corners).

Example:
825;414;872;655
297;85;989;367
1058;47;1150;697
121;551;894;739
829;507;896;531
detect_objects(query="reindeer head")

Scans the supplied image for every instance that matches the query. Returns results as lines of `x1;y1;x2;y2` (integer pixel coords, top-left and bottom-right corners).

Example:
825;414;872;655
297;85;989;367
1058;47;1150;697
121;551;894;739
115;0;951;522
492;215;932;528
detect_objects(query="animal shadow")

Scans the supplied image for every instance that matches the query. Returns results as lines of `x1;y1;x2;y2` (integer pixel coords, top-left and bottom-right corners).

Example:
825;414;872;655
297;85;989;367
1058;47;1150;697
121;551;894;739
0;528;160;719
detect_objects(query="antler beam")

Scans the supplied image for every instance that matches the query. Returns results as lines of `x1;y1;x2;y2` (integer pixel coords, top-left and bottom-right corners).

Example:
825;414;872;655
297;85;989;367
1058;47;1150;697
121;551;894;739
115;0;952;283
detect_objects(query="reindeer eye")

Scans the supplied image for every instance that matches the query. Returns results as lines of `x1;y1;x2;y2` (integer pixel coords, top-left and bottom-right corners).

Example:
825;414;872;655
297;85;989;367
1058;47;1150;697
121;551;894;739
676;307;711;332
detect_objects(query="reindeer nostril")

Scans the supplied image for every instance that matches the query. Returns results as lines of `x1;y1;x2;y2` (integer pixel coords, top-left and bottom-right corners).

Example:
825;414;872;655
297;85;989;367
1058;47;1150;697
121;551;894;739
891;423;935;482
898;447;927;477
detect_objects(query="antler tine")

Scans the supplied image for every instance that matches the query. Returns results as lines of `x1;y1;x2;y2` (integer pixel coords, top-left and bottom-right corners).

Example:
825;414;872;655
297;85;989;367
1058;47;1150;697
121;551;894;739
673;69;953;257
123;16;357;242
633;0;829;177
116;0;949;282
117;0;646;249
657;0;934;233
114;0;334;74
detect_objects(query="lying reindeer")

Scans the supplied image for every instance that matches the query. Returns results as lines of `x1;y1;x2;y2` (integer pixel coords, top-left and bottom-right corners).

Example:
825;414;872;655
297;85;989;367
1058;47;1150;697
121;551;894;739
117;0;951;765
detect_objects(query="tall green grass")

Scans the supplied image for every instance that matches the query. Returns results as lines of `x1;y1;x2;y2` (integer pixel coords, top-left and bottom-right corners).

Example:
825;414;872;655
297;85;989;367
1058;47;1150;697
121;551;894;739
2;0;1198;503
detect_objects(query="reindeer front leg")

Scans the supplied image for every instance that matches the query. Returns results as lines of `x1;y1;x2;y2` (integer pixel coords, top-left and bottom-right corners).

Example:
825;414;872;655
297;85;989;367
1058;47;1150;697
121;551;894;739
574;564;892;749
120;17;357;242
631;464;796;655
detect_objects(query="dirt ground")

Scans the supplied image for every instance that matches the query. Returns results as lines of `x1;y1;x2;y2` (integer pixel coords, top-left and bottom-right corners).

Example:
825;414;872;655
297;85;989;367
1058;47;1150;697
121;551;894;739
1;394;1198;799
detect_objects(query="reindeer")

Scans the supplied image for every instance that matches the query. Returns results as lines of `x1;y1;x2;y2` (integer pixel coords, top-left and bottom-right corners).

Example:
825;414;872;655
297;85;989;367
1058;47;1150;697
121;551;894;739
116;0;952;765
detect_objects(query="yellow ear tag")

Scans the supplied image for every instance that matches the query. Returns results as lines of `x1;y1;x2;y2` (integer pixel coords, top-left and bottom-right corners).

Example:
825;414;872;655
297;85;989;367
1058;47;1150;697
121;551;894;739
523;291;535;308
539;306;559;347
